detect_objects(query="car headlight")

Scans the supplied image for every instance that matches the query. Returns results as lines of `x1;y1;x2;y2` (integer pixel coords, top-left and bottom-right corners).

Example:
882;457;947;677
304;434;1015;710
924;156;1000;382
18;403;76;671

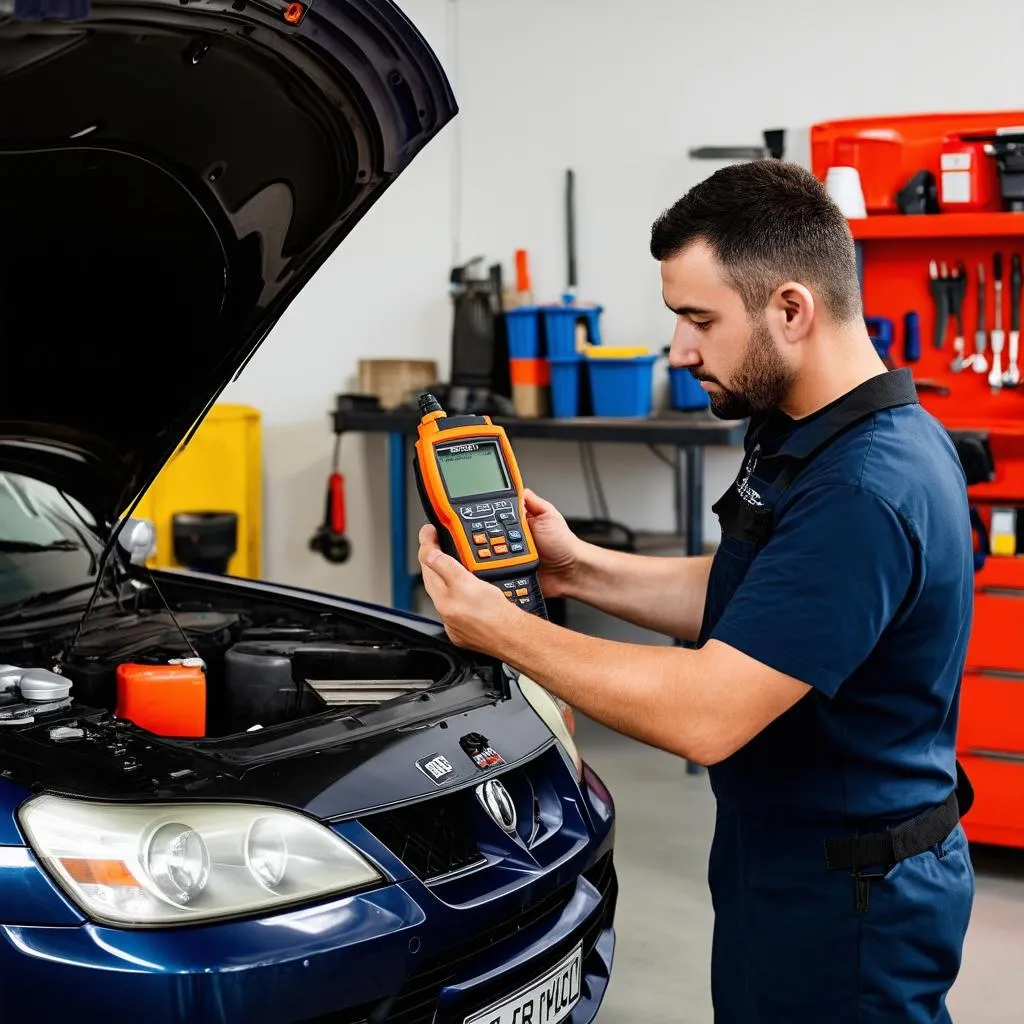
517;673;583;779
18;795;383;928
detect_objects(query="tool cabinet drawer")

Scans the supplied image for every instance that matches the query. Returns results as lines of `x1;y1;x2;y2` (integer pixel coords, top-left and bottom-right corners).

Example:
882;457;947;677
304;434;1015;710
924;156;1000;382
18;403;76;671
966;589;1024;673
958;753;1024;848
958;672;1024;754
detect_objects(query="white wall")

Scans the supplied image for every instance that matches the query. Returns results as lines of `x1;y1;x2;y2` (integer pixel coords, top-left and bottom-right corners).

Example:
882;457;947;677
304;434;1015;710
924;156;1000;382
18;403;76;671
224;0;1024;607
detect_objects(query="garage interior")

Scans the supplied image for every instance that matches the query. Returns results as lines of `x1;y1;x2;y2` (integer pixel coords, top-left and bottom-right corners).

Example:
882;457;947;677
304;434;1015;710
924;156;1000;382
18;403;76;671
18;0;1024;1019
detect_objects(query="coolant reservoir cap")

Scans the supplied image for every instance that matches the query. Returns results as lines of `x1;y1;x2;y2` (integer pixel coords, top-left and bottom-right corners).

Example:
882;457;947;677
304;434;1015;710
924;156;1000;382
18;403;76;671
19;668;72;702
169;658;206;670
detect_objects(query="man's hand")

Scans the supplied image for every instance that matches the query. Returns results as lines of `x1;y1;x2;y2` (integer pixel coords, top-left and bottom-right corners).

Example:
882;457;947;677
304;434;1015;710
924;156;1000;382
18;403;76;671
417;524;515;652
522;490;584;599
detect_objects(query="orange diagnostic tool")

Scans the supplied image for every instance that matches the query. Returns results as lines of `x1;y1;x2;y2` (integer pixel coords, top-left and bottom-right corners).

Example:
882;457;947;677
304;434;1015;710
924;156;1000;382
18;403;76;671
414;393;547;617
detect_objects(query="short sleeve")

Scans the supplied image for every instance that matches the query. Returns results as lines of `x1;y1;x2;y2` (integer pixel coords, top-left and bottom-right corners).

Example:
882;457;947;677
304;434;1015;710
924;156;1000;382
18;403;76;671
709;484;916;698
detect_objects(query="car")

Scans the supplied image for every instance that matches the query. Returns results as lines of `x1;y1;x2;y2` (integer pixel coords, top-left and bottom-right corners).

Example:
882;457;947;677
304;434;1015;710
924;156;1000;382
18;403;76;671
0;1;618;1021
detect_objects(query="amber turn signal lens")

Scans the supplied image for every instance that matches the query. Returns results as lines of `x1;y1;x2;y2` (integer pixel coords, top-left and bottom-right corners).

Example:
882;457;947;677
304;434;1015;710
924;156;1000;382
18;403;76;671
283;2;304;24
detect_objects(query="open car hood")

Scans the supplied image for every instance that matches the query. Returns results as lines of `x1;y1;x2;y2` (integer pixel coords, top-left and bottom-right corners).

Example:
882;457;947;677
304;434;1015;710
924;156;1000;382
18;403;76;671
0;0;456;525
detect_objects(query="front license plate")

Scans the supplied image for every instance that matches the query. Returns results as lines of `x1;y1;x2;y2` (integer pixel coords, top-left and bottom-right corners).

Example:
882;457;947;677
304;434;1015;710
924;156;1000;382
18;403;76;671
464;944;583;1024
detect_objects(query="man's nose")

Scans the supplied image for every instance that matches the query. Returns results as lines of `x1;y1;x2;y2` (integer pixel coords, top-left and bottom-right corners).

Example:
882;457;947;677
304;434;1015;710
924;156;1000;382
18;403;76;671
668;321;701;367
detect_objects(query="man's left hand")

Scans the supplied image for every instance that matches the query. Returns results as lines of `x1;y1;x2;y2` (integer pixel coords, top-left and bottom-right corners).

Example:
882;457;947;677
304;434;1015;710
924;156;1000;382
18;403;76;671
417;524;515;653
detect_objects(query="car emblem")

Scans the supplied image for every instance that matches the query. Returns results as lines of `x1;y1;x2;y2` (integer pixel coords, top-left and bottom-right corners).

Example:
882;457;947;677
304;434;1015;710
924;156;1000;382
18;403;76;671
460;732;506;770
416;752;456;786
476;778;517;834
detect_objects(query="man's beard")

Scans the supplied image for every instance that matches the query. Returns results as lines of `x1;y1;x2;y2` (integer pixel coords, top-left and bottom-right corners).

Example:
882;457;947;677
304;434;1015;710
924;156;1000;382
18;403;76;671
694;319;795;420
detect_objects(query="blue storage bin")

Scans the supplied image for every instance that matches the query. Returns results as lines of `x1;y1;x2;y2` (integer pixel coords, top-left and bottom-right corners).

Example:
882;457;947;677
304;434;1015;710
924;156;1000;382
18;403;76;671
586;354;657;418
669;366;710;410
548;354;582;418
504;307;541;359
541;305;603;357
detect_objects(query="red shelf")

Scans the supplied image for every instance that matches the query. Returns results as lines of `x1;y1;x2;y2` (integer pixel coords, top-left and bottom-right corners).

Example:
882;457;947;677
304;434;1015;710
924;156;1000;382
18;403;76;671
850;213;1024;240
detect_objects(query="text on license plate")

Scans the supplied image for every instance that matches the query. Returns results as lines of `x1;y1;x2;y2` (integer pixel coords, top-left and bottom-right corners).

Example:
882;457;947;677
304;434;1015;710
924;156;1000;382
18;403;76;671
465;944;583;1024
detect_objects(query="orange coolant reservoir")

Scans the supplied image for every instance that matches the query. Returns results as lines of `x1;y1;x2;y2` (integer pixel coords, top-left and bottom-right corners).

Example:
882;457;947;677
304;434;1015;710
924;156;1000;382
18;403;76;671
115;661;207;737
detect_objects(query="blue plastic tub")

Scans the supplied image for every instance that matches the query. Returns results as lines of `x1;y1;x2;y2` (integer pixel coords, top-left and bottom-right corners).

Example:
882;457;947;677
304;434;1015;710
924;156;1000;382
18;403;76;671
586;354;658;418
669;365;710;410
541;305;603;357
548;354;582;418
504;307;541;359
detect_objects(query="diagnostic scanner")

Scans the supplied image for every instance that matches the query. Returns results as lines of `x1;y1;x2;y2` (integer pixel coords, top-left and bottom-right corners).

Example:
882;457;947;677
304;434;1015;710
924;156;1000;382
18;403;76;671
414;393;547;618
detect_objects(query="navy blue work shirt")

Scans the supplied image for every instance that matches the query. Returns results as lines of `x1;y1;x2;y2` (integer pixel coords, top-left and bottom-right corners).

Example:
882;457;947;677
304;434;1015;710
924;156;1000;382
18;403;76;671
707;381;975;825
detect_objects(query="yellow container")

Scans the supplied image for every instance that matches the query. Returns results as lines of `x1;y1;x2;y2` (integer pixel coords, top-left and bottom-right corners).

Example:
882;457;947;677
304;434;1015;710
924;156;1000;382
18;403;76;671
584;346;652;359
131;404;262;578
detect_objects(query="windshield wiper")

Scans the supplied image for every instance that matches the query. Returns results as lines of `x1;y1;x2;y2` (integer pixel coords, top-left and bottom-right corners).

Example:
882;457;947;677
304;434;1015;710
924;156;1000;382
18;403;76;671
0;539;80;553
0;581;102;620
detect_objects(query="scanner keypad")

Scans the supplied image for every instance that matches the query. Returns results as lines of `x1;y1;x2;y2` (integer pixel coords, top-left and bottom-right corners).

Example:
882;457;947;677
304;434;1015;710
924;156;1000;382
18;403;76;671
461;501;522;561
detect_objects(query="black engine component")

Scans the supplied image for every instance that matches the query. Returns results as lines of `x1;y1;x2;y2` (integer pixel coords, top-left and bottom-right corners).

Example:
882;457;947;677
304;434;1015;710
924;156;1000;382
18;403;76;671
222;640;454;732
64;610;241;710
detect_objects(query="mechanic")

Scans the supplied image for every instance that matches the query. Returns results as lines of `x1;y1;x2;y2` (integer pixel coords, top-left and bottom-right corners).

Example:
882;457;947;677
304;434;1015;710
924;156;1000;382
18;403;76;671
418;160;975;1023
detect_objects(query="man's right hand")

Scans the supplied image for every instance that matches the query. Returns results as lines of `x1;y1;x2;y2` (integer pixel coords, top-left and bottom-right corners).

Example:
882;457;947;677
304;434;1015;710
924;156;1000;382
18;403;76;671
521;488;714;644
522;489;584;599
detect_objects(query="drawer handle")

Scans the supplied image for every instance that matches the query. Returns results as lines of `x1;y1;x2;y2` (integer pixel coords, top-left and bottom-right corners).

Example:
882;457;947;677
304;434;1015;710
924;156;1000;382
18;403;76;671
979;587;1024;598
975;669;1024;681
967;748;1024;764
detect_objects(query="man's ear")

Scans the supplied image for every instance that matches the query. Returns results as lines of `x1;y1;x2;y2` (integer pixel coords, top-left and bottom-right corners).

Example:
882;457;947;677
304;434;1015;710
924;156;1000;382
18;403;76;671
770;281;815;343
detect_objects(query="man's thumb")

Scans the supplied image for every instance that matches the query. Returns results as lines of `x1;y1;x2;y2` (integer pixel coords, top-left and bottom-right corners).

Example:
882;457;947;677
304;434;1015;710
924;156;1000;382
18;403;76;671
424;546;463;583
523;488;551;516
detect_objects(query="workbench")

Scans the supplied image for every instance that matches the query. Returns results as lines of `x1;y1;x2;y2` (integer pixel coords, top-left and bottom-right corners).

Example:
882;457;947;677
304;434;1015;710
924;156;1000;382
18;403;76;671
330;401;747;613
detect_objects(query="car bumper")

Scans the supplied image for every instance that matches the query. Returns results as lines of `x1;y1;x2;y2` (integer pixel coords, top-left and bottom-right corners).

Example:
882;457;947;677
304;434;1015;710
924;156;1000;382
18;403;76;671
0;766;616;1024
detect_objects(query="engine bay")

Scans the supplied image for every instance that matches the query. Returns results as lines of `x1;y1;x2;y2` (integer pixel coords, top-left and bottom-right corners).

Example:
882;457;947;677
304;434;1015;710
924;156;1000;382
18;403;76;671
0;577;466;745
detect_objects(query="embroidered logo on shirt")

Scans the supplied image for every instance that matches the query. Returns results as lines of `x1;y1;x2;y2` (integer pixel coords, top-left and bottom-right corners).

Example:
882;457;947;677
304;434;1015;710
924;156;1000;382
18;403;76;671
736;444;764;507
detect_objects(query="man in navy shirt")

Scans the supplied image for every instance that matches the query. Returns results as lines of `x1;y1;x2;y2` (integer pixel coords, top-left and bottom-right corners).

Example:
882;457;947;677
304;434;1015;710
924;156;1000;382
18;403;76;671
418;160;975;1022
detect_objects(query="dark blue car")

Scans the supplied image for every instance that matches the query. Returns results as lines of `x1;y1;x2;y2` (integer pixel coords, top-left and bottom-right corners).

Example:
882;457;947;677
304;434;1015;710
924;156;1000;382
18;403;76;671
0;0;617;1020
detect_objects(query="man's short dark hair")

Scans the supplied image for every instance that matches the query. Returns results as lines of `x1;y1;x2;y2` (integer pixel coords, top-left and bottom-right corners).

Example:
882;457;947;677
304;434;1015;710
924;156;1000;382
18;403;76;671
650;160;862;324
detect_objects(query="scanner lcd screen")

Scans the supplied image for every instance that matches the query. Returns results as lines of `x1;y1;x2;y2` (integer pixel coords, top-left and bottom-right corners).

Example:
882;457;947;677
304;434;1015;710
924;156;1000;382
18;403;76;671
436;443;509;499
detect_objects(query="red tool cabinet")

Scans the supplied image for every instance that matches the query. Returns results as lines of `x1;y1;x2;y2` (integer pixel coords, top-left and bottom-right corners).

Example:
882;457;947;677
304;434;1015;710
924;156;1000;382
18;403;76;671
811;111;1024;849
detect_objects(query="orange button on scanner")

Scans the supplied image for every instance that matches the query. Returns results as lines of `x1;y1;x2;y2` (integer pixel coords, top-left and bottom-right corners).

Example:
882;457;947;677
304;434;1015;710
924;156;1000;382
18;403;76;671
516;587;529;597
477;547;492;559
472;532;487;544
493;544;509;555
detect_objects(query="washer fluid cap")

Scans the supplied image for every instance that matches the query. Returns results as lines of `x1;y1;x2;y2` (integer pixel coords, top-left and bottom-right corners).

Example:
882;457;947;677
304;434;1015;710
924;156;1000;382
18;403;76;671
0;665;24;692
19;668;73;702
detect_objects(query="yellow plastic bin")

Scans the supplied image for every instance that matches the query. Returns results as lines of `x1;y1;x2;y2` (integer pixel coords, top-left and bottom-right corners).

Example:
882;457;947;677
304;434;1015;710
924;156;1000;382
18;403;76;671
130;403;262;578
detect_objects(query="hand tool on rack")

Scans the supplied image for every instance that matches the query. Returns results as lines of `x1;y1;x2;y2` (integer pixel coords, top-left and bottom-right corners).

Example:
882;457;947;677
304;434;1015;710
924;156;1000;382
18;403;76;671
929;260;950;349
903;311;921;363
948;262;970;372
989;252;1005;391
1004;253;1022;387
973;261;989;374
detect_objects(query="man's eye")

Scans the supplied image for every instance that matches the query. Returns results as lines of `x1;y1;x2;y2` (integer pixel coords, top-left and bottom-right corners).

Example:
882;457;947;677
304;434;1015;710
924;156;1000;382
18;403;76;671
691;320;711;331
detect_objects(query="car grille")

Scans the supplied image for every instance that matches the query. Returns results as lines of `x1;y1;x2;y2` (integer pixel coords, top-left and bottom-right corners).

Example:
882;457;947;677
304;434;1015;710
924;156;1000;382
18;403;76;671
361;759;550;883
386;851;617;1024
361;785;487;881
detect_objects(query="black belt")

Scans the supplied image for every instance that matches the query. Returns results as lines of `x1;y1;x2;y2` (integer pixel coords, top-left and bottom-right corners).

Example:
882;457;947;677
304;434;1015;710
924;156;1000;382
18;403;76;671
823;789;960;873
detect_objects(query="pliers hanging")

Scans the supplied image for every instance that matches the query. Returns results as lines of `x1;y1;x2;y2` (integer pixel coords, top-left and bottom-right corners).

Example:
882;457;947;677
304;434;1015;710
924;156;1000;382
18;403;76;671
928;260;969;371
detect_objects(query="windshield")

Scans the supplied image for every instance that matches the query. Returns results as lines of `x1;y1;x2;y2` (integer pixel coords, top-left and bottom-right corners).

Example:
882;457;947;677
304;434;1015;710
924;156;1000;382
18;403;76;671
0;473;101;608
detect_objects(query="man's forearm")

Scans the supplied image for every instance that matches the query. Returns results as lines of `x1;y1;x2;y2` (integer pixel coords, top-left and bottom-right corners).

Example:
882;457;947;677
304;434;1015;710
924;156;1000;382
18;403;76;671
566;545;713;642
489;614;810;767
493;612;721;763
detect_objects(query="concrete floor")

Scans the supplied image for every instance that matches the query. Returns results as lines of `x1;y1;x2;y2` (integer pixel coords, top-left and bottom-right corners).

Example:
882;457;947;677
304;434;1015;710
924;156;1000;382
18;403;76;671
564;603;1024;1023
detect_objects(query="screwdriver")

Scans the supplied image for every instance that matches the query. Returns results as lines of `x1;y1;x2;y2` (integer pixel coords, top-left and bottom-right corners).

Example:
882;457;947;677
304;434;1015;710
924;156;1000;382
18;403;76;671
974;262;989;374
1006;254;1022;387
990;253;1005;391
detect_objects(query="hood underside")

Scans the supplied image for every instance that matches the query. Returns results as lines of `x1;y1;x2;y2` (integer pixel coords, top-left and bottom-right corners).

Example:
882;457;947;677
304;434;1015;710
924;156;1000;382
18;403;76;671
0;0;456;523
